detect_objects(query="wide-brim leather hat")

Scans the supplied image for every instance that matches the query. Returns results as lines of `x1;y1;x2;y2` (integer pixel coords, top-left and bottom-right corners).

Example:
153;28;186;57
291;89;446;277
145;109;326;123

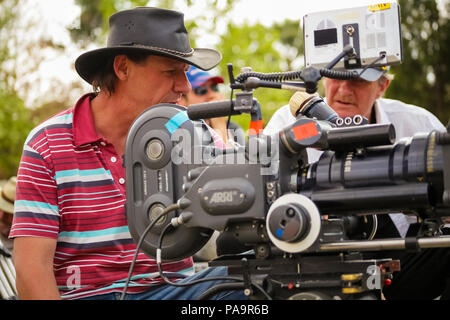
75;7;222;84
0;176;16;214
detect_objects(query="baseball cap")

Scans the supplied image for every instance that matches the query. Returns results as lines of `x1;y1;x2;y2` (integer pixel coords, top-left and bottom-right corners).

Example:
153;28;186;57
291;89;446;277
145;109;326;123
186;66;224;89
353;66;390;82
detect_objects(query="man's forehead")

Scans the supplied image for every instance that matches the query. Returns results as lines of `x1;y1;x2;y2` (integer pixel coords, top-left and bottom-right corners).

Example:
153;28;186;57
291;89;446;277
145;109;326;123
149;55;190;68
325;77;375;87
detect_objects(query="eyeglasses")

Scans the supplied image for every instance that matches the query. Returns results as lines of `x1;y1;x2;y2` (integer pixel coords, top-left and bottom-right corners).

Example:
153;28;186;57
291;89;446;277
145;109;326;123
193;84;219;96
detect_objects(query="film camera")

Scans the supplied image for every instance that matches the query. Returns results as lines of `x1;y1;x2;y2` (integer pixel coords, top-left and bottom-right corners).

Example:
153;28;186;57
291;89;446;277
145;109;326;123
124;3;450;300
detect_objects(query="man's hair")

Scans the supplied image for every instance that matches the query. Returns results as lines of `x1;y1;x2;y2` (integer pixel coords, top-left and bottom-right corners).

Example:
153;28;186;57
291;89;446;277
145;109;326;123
91;52;151;94
381;73;394;82
374;73;394;88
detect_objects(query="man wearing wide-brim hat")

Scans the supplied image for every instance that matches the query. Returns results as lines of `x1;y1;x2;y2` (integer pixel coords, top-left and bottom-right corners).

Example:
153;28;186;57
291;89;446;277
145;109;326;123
0;176;16;253
10;7;244;300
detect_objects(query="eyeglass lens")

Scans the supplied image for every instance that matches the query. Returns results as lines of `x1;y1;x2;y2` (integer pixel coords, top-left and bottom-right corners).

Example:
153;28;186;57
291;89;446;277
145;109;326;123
194;84;219;95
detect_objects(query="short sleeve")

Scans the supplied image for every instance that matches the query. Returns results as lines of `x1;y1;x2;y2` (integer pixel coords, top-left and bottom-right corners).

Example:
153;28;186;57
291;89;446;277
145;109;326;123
9;144;60;239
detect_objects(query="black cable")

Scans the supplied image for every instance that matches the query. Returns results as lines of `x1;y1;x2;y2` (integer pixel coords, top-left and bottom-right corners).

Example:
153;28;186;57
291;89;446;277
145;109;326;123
119;203;180;300
234;48;383;86
156;224;243;286
235;68;359;85
235;70;303;83
156;223;273;300
320;68;359;80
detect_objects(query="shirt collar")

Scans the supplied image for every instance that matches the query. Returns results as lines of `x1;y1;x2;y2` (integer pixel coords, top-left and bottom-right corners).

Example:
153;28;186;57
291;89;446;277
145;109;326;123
373;99;390;124
72;93;102;148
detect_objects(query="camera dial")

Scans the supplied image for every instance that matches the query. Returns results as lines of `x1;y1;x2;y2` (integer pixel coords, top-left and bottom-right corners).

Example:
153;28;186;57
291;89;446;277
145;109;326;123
266;193;321;253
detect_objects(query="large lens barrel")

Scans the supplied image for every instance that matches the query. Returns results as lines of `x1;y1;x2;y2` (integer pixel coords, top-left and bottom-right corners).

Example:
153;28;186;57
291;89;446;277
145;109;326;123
294;131;447;215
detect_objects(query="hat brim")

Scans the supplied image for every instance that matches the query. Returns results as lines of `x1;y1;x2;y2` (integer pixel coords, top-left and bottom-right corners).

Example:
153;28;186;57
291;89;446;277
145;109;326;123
206;76;224;85
75;46;222;85
353;68;386;82
195;76;224;88
333;66;388;82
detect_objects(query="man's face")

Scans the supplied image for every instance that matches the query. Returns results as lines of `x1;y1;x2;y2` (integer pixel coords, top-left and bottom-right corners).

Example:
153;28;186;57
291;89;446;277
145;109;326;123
185;79;224;105
323;77;389;120
120;55;191;114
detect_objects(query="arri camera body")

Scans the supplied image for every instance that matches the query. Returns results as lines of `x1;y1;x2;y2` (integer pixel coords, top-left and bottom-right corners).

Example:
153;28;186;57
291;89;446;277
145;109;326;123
124;3;450;300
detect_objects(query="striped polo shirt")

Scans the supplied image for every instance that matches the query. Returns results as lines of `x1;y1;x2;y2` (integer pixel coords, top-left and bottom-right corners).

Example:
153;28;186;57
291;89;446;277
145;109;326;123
9;93;194;299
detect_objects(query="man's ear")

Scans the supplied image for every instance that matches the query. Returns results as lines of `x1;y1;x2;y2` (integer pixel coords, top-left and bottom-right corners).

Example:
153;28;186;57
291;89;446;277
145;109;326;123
376;77;391;99
113;55;129;80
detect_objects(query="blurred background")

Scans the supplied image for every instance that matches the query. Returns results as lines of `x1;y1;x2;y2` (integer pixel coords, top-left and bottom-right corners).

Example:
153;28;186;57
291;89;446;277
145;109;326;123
0;0;448;179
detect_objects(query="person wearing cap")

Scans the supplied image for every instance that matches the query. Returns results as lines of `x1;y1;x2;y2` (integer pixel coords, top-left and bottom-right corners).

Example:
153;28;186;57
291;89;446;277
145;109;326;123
0;177;16;253
180;66;245;148
9;7;246;300
181;66;229;146
265;66;445;145
264;68;450;300
183;66;225;105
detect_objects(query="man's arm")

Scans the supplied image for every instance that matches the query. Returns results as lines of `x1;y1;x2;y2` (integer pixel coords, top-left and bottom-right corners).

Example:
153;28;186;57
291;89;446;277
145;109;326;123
13;237;61;300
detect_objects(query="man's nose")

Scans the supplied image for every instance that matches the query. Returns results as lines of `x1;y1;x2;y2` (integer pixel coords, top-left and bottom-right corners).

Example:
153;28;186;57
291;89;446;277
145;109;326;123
176;72;191;95
334;80;355;96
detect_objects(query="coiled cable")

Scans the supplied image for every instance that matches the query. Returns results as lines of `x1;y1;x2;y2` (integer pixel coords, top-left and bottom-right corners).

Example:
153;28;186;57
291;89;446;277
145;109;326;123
235;68;359;84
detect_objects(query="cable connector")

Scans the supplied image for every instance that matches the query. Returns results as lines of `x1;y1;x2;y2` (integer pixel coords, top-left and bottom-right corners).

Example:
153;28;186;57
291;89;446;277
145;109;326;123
156;248;162;264
177;198;192;209
170;211;194;227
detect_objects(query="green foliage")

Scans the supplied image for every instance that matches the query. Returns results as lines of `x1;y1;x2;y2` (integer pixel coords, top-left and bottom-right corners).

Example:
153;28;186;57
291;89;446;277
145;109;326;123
0;91;33;178
386;0;450;122
0;0;19;93
215;22;289;130
272;19;304;70
0;0;33;178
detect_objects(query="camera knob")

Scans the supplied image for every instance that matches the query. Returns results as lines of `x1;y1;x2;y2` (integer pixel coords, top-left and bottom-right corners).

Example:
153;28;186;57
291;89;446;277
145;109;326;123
146;138;164;160
268;205;309;243
266;194;321;253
